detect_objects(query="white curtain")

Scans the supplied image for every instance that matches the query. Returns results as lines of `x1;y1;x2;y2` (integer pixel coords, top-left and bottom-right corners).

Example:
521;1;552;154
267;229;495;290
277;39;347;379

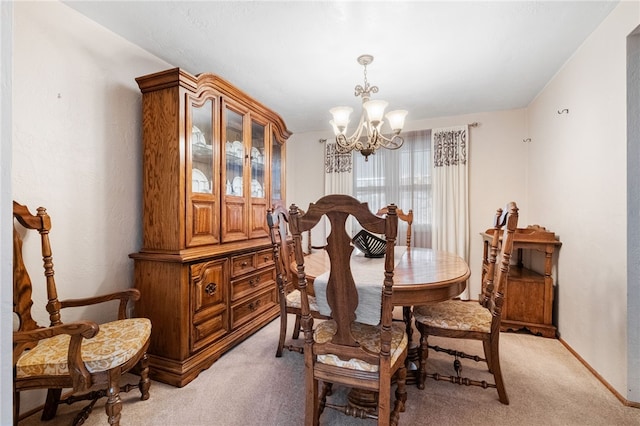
431;125;470;299
324;141;353;194
352;130;432;248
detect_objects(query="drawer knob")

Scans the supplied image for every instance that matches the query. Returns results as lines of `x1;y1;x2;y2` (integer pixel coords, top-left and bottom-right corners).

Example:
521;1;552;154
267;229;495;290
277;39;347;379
248;299;262;311
205;283;217;296
249;277;260;287
241;261;248;267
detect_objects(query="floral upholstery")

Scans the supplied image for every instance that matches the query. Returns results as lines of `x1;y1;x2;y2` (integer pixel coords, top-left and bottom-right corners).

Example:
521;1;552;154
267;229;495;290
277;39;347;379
413;300;492;333
313;320;408;372
16;318;151;378
286;289;320;311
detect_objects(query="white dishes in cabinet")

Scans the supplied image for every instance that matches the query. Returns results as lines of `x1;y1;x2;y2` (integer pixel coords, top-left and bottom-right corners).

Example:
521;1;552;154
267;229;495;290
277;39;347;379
232;176;243;195
225;140;244;158
251;179;263;197
192;168;211;193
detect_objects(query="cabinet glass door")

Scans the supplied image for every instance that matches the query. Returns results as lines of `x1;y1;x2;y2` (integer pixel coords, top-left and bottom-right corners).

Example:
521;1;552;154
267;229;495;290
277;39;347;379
271;131;283;203
191;102;213;194
187;96;219;247
250;121;266;199
225;109;244;197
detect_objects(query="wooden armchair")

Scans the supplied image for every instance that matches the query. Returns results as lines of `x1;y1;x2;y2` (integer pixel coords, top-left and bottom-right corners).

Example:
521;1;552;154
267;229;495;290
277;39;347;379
13;201;151;425
413;202;519;404
267;205;329;357
289;194;408;425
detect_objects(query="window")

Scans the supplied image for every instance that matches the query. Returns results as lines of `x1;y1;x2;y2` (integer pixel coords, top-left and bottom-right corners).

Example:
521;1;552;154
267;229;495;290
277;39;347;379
353;130;432;247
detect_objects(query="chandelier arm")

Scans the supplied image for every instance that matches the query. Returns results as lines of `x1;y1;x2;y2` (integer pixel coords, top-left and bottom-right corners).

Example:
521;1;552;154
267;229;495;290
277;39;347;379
336;110;367;150
377;133;405;150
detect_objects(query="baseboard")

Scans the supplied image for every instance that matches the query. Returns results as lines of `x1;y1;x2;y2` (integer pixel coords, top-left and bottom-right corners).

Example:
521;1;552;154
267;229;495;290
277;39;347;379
558;337;640;408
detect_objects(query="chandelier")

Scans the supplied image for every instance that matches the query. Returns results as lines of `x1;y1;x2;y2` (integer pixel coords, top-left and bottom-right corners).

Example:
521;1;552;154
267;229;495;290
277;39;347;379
329;54;408;161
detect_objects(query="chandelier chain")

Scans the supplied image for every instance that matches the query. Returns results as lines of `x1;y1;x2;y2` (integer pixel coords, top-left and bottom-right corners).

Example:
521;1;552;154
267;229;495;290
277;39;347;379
354;63;379;100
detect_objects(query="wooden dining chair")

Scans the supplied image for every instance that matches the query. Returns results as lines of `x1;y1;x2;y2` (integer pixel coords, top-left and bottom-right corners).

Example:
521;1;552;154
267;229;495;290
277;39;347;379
289;194;408;426
413;201;518;404
377;206;414;341
376;207;413;248
267;204;330;357
12;201;151;425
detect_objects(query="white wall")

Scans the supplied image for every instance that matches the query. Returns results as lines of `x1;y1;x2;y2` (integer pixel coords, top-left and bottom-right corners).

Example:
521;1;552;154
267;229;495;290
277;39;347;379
527;1;639;397
1;1;13;424
11;1;170;414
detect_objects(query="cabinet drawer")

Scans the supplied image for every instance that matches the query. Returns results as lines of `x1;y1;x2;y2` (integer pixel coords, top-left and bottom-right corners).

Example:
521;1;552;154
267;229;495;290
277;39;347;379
231;287;277;329
192;312;227;352
231;253;255;277
255;248;274;269
231;267;275;302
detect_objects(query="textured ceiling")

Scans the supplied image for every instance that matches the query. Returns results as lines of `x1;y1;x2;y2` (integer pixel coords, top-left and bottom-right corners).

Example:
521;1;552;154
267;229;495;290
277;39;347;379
64;1;619;134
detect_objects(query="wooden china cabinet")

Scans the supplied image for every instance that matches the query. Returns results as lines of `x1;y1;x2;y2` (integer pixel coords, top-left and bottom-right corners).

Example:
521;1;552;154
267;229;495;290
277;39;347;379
130;68;290;386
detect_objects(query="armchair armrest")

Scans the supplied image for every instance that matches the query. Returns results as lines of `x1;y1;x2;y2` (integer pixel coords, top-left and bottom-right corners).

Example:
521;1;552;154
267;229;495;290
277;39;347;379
60;288;141;320
14;321;99;391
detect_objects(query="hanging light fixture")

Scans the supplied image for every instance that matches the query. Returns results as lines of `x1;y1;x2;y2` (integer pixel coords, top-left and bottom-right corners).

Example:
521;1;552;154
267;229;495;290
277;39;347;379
329;54;408;161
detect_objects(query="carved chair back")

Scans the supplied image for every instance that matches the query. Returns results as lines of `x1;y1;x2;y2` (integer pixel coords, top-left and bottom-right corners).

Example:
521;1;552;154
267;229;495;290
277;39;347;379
483;202;519;332
267;203;293;299
290;195;397;350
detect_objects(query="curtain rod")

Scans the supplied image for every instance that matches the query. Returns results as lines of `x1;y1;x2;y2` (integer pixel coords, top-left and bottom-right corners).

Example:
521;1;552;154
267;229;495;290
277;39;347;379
320;122;478;143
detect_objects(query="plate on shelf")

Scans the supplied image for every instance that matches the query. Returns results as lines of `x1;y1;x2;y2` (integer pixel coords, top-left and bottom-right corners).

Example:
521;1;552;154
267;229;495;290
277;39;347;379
232;176;243;195
192;126;206;146
192;168;211;193
250;147;264;164
251;179;263;197
232;141;243;157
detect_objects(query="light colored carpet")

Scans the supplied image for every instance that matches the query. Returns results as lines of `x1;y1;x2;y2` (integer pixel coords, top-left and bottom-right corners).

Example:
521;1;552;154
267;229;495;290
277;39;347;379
20;317;640;425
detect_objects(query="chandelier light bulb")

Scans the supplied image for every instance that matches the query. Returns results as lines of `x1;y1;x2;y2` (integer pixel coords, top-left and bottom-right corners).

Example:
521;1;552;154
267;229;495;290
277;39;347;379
329;106;353;134
329;120;341;136
363;100;388;127
385;110;408;133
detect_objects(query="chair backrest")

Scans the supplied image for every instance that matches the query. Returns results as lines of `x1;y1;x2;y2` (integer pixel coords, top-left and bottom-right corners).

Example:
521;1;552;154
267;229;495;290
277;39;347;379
479;206;506;309
13;201;65;360
13;201;62;333
377;207;413;248
289;194;398;364
267;203;292;297
485;202;519;331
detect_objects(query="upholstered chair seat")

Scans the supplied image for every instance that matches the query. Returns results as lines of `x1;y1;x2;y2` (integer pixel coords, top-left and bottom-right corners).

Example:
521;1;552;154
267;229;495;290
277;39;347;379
413;301;492;333
285;290;320;312
314;321;408;372
16;318;151;378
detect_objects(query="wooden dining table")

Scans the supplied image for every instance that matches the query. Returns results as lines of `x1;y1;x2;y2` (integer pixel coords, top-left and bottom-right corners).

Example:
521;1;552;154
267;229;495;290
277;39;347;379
294;246;471;410
299;246;471;306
